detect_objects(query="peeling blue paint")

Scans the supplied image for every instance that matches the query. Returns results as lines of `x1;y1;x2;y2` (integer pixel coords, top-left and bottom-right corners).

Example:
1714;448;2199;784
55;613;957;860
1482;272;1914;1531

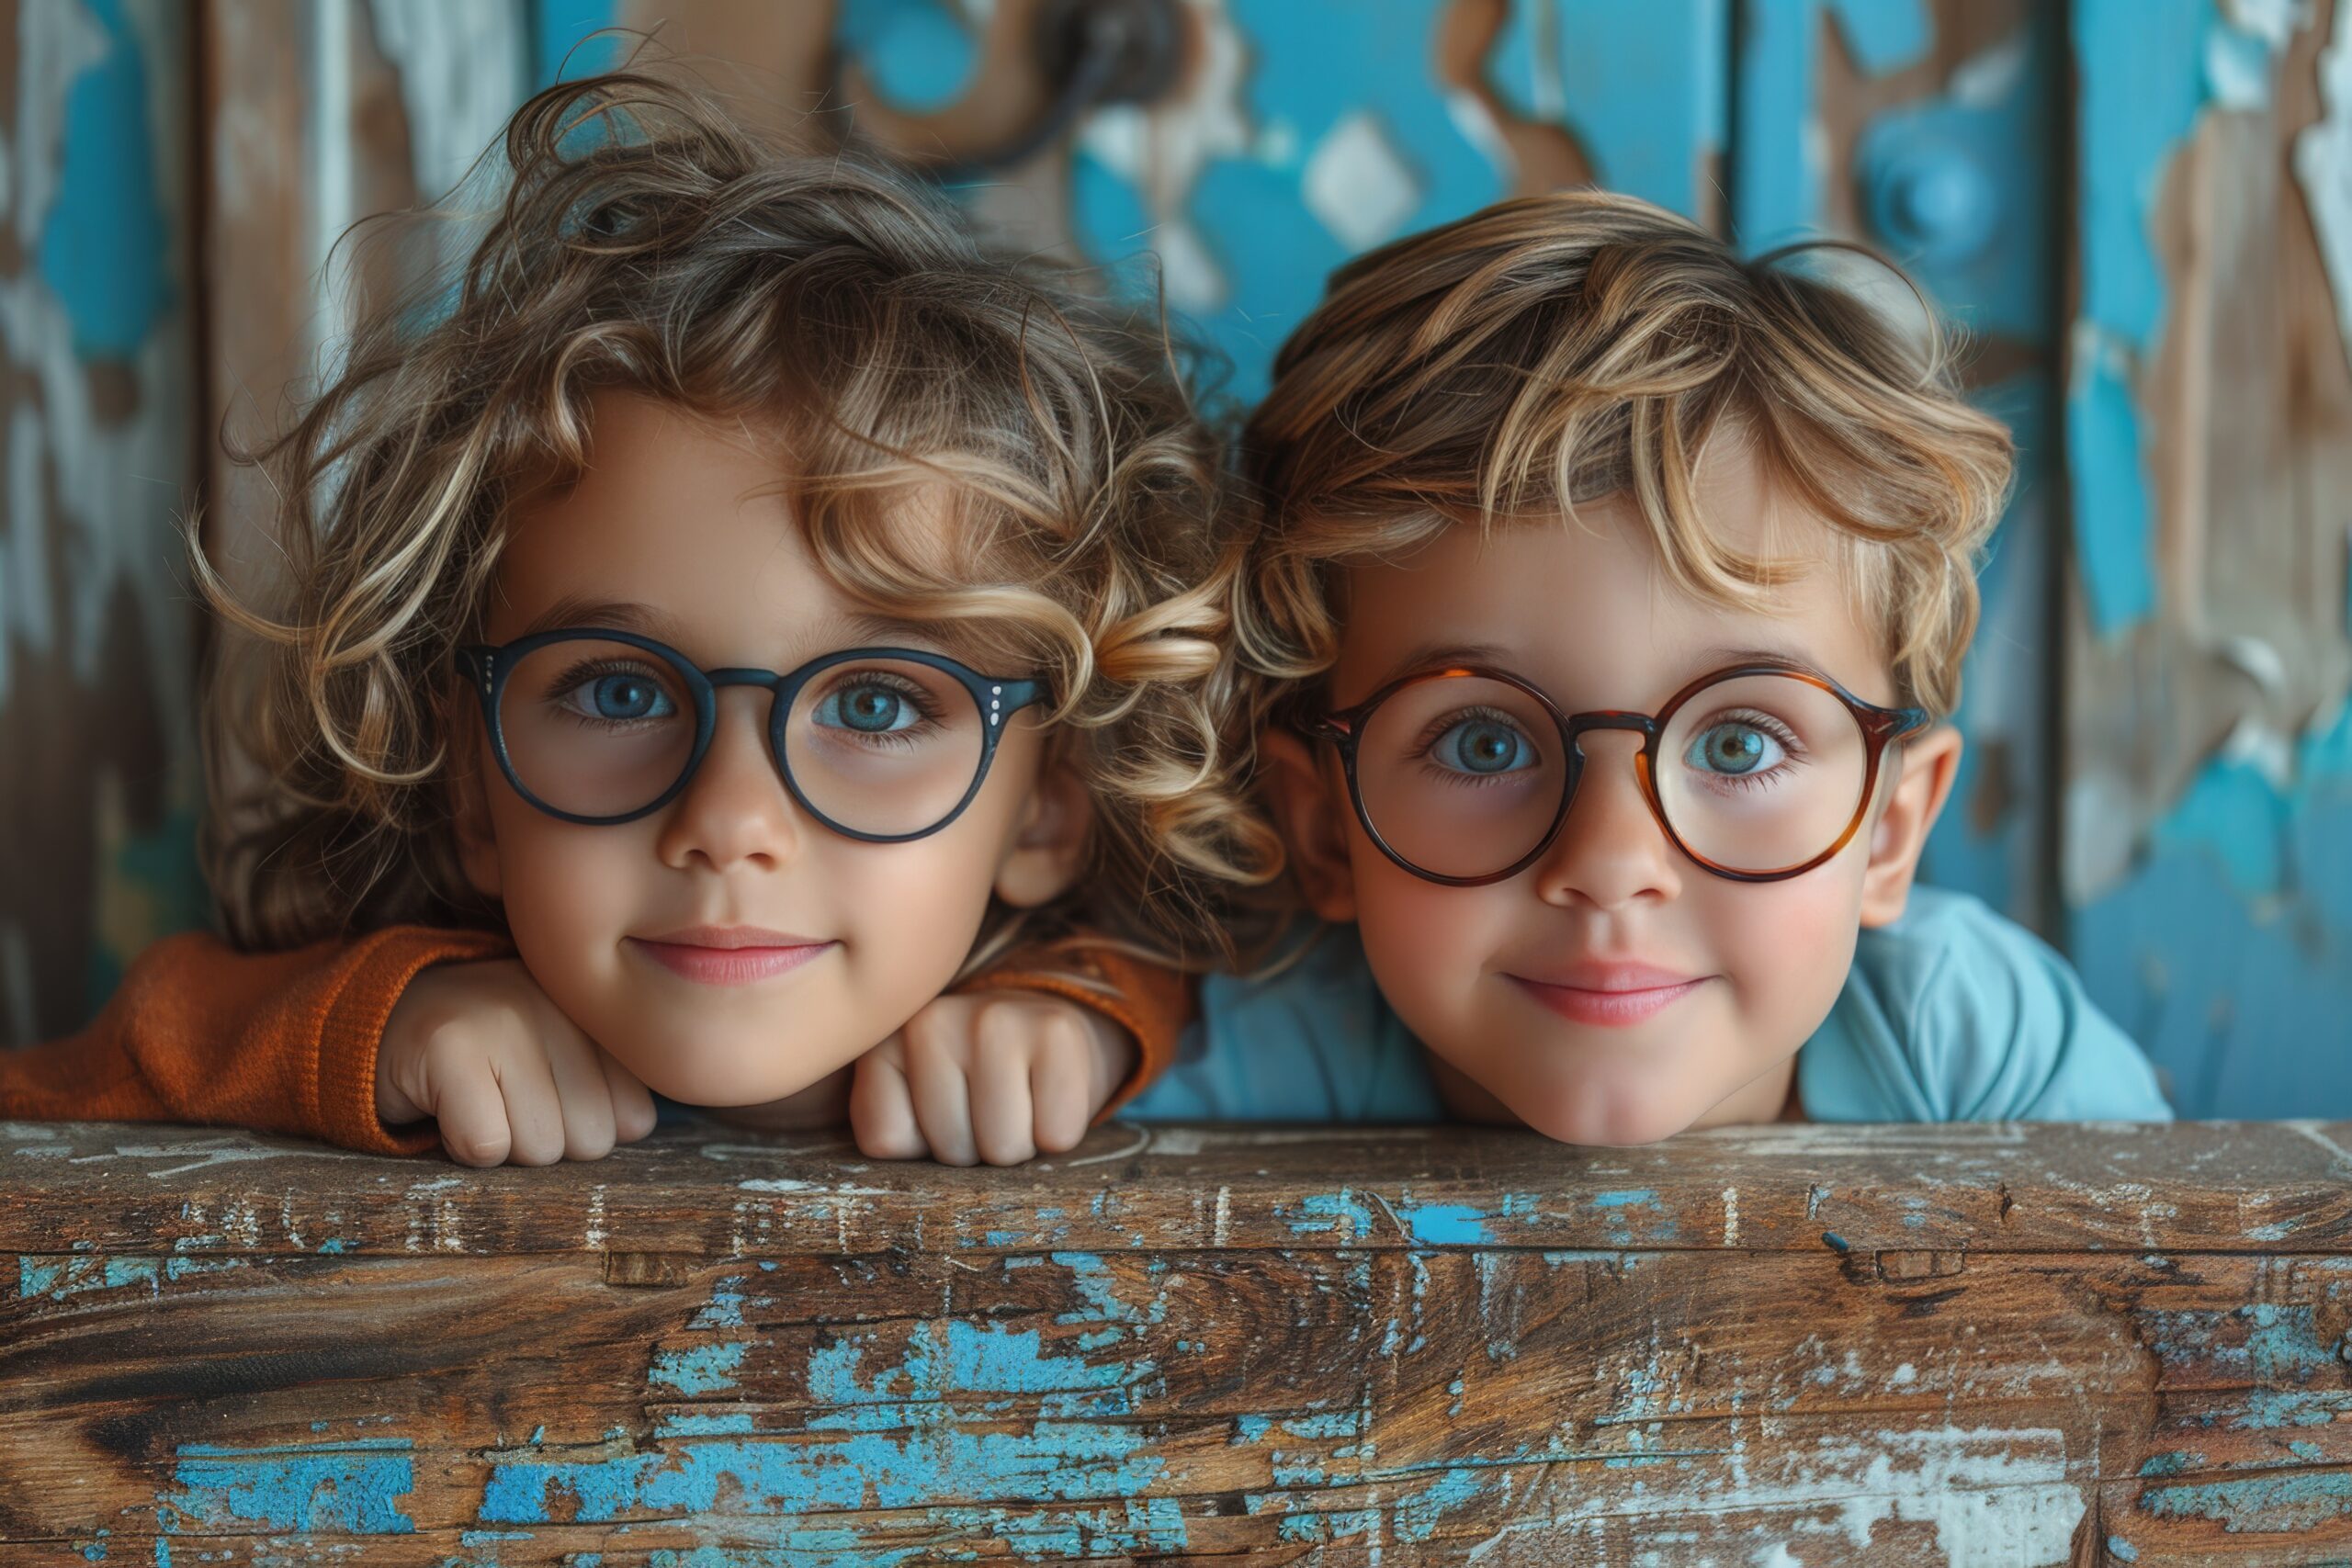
1734;0;1932;250
2076;795;2352;1117
836;0;976;114
2066;336;2161;635
483;1281;1177;1551
39;0;170;359
648;1341;748;1397
1073;0;1507;404
1280;1190;1376;1239
2140;1305;2350;1431
164;1440;415;1535
2067;0;2213;639
19;1254;245;1300
2141;1468;2352;1531
1400;1202;1491;1246
532;0;619;88
1489;0;1726;220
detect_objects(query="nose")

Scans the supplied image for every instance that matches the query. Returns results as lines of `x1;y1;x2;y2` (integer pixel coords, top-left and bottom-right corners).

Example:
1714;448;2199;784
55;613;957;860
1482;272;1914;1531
1529;729;1682;910
654;688;808;873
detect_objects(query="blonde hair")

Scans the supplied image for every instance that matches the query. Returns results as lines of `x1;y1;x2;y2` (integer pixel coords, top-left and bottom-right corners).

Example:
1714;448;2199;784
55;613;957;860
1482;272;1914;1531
1232;190;2015;735
197;70;1276;965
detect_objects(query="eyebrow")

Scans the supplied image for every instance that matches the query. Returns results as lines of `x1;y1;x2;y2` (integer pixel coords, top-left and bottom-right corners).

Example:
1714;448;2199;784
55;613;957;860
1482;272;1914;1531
1379;640;1518;680
516;595;694;645
511;596;993;667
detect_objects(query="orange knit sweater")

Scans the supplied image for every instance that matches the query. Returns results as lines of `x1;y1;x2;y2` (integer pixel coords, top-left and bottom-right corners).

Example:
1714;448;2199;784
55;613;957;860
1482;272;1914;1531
0;928;1190;1156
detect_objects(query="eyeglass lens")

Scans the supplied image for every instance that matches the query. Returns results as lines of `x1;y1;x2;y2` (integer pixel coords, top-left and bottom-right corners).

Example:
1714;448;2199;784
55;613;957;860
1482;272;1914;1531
1349;671;1871;879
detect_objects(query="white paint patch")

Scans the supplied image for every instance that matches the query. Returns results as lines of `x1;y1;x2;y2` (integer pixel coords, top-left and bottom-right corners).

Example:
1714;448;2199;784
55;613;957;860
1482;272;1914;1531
2286;1120;2352;1169
1687;1121;2030;1155
1303;112;1422;253
366;0;527;206
0;1;197;719
734;1177;892;1197
584;1183;607;1250
2299;0;2352;369
696;1136;860;1162
1077;0;1248;312
72;1136;376;1179
1481;1427;2085;1567
1722;1185;1741;1247
2064;771;2143;906
1212;1183;1232;1247
1950;32;2030;109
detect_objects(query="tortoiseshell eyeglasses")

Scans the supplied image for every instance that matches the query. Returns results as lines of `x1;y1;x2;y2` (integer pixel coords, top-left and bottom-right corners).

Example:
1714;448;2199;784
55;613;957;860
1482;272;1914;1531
1301;662;1930;886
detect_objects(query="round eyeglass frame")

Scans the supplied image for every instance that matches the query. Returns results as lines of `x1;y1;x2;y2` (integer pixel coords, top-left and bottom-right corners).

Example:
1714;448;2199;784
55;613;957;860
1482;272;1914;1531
1301;661;1931;887
456;627;1048;840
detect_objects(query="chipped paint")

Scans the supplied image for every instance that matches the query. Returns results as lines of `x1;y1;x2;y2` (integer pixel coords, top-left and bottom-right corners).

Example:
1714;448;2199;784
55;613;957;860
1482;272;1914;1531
163;1438;417;1535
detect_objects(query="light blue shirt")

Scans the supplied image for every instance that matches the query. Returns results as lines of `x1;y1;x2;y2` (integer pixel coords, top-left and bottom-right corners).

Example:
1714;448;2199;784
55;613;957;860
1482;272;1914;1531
1126;886;2172;1123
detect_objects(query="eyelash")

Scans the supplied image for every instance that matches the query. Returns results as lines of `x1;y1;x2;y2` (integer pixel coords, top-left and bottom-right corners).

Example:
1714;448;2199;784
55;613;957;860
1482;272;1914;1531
813;670;946;746
1408;705;1542;787
1687;708;1806;791
548;659;678;728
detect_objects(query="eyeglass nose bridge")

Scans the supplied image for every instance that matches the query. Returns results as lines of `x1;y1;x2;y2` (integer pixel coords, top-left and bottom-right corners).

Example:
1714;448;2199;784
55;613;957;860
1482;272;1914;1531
1541;709;1670;847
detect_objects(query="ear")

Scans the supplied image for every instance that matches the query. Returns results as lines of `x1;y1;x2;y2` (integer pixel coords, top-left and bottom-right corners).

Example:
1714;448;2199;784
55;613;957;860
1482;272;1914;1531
1260;728;1358;923
446;705;503;900
1857;723;1962;928
992;756;1095;908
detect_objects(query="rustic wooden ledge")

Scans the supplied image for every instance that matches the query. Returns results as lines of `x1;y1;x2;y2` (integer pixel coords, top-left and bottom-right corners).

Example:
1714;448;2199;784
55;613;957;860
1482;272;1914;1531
5;1118;2351;1565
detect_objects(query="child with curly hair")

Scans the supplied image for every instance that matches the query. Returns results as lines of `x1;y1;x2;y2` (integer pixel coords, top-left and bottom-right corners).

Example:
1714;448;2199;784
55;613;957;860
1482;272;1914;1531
0;71;1272;1167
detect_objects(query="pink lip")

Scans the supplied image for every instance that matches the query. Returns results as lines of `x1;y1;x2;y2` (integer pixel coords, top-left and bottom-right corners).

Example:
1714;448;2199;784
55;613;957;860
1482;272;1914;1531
1510;963;1706;1028
628;927;833;987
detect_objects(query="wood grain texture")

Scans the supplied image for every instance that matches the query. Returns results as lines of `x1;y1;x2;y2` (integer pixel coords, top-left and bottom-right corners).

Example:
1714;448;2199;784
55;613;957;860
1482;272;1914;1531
2;1118;2348;1563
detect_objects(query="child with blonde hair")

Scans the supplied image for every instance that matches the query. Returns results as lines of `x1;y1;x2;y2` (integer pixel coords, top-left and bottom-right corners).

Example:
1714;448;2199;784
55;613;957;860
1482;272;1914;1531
0;71;1269;1167
1125;190;2169;1137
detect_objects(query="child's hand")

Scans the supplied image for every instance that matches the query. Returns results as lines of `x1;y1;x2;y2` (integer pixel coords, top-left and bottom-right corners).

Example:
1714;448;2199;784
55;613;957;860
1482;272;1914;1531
849;992;1134;1166
376;958;659;1166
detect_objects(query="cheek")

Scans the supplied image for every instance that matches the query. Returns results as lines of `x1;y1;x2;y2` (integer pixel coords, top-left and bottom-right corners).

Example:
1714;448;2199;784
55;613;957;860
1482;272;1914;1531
1348;853;1514;1040
481;796;641;963
1698;864;1863;1027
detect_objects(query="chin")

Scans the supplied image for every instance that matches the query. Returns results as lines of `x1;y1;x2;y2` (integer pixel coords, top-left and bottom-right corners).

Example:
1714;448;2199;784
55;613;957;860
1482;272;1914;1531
622;1036;845;1109
1515;1082;1699;1148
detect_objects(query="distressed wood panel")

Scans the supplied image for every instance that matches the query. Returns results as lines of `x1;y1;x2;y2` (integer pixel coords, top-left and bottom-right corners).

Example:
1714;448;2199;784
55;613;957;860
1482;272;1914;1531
3;1121;2350;1562
2064;0;2352;1118
0;0;206;1048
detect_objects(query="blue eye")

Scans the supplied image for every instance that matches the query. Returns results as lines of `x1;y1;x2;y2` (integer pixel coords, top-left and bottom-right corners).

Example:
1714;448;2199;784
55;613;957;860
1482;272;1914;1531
818;682;918;735
1431;716;1536;776
560;671;676;723
1684;719;1785;776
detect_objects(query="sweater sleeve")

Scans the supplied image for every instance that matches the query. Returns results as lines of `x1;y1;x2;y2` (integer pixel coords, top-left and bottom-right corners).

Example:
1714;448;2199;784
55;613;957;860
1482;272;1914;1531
951;940;1196;1120
0;925;515;1156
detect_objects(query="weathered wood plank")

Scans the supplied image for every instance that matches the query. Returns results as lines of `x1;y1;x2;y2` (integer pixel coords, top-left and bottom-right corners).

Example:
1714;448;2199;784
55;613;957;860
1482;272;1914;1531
0;1122;2348;1562
5;1118;2349;1257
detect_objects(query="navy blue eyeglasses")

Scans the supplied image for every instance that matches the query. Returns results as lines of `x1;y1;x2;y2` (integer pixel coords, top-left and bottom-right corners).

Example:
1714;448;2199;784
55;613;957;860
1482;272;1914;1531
457;627;1047;841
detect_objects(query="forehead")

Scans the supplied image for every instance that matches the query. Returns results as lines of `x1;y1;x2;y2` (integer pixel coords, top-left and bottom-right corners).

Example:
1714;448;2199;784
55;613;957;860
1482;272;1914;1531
1331;447;1895;709
482;393;956;660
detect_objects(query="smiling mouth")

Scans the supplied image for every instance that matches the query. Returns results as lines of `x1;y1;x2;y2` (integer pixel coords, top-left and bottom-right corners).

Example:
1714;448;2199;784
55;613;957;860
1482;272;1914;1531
1508;974;1706;1027
625;936;835;987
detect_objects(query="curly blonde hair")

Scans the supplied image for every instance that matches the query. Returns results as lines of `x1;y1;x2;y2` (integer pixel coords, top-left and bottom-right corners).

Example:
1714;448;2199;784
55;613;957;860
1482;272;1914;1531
197;70;1277;968
1231;190;2016;739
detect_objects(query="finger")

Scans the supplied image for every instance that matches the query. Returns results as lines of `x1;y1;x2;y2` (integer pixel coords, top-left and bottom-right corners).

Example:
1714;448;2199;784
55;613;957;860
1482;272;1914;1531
422;1039;514;1168
849;1041;927;1160
970;1007;1040;1167
537;1017;618;1161
1031;1017;1099;1156
491;1030;568;1167
903;1015;978;1167
602;1051;660;1143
